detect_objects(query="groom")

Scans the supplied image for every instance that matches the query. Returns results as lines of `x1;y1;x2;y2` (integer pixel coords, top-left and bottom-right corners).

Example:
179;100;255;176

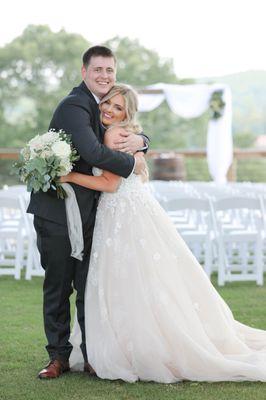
28;45;149;379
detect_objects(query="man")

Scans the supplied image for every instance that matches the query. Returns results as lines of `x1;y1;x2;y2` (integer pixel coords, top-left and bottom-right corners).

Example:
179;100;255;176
27;46;149;379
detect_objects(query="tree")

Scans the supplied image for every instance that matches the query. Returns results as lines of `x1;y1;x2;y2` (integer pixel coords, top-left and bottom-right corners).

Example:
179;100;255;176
105;36;178;86
0;25;207;151
104;36;208;149
0;25;90;146
233;132;256;148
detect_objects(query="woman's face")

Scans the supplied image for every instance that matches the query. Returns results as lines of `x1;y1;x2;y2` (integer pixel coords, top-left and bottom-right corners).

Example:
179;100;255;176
100;93;126;126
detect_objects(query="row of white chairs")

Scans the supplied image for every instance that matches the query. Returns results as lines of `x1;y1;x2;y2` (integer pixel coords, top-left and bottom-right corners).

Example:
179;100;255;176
0;186;43;280
148;181;266;286
1;182;266;286
149;180;266;201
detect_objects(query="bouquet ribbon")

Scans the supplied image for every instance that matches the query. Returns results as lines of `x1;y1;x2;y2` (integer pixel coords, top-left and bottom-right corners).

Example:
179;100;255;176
61;183;84;261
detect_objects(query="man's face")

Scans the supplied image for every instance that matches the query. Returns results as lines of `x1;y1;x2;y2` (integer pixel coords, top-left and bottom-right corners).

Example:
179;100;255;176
82;56;116;99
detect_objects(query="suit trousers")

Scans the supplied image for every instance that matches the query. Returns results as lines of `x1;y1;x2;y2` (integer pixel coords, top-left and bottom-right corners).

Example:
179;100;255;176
34;209;96;363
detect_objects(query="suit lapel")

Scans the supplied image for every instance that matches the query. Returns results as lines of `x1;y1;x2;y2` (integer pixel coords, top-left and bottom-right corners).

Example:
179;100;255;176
79;81;104;141
79;81;97;103
99;119;106;142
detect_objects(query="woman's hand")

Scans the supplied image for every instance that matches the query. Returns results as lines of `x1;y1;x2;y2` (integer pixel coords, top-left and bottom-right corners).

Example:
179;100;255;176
59;173;72;183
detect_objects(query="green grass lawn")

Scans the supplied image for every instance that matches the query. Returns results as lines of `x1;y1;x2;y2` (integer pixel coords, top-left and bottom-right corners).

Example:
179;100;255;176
1;275;266;400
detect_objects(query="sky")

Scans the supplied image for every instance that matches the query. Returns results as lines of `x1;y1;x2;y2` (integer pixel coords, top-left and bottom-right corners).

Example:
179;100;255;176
1;0;266;78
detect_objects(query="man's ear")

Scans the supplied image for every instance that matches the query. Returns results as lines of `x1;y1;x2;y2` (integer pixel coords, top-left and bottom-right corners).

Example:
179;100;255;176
81;65;86;79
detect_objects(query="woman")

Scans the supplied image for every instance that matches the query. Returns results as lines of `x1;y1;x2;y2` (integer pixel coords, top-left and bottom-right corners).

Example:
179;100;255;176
62;84;266;383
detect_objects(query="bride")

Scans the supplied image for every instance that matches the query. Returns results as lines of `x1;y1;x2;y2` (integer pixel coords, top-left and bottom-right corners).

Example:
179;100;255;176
60;83;266;383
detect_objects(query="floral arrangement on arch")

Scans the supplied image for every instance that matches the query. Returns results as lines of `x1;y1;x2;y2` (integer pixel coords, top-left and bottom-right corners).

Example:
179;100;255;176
209;90;225;120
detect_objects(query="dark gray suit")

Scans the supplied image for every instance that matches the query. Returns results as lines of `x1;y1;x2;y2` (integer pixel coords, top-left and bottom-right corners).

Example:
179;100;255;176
28;81;135;362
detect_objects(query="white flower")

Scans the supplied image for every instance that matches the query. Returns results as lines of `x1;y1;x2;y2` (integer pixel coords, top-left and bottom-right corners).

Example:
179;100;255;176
28;136;43;158
29;131;59;148
39;148;53;158
139;238;146;248
39;130;60;144
51;140;71;158
21;146;31;161
114;222;122;234
127;342;133;352
57;158;72;176
193;303;200;311
153;252;161;262
28;134;41;147
106;238;112;247
28;131;60;159
159;291;169;305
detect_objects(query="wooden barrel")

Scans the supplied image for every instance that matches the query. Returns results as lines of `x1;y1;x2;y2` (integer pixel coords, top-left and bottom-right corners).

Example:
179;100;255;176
152;155;186;181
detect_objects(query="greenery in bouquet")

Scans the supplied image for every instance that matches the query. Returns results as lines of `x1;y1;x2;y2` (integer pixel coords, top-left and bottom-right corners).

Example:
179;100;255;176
13;130;79;199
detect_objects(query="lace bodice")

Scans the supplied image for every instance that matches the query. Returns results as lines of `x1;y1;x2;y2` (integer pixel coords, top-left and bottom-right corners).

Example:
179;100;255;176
92;167;146;198
92;166;158;221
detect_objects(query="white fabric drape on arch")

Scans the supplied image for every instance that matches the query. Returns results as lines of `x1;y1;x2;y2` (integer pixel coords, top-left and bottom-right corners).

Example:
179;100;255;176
138;83;233;184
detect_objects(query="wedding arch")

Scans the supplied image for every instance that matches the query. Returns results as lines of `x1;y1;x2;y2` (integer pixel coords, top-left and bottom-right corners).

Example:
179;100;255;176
137;83;232;184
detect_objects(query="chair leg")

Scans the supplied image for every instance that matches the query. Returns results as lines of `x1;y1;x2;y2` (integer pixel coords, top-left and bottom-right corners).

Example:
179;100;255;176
14;235;23;280
204;241;212;278
25;241;33;280
218;240;225;286
256;239;264;286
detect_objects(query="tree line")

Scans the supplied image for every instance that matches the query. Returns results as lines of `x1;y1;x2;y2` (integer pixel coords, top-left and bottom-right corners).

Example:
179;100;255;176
0;25;209;150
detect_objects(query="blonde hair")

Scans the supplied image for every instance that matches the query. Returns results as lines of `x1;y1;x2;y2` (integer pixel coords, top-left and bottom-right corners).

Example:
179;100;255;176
100;83;142;134
100;83;149;183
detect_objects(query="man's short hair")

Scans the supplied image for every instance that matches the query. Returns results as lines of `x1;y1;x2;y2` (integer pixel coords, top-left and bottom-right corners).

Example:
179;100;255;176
82;46;116;67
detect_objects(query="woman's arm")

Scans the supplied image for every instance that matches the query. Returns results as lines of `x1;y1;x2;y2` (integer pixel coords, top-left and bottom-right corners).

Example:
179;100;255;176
60;170;121;193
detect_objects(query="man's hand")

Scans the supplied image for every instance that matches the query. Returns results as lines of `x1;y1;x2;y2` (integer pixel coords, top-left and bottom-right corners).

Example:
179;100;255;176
134;152;146;175
112;130;144;154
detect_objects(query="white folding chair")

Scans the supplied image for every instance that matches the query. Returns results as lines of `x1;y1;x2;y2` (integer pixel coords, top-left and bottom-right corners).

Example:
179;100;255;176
20;193;44;280
0;189;43;280
163;197;214;277
261;196;266;272
191;182;240;201
210;196;265;286
0;193;27;279
149;180;200;208
2;184;28;194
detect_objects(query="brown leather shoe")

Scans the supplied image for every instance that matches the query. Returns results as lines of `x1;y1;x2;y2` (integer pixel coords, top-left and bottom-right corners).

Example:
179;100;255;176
38;359;70;379
84;361;96;376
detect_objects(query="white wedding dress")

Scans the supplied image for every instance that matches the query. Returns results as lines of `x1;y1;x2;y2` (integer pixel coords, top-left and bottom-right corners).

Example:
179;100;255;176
70;168;266;383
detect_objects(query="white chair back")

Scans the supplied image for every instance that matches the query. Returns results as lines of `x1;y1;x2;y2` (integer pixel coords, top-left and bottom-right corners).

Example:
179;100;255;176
163;197;214;277
0;188;43;280
210;196;265;286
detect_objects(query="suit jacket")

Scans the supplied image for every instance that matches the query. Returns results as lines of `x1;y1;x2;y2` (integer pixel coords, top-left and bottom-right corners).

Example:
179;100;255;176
27;81;135;226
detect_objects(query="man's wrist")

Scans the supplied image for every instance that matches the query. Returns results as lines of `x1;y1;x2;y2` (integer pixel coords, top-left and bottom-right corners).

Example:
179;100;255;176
137;136;149;152
130;158;136;176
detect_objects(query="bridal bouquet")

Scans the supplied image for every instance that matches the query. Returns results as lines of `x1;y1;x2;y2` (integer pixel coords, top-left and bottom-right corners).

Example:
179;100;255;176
14;130;79;199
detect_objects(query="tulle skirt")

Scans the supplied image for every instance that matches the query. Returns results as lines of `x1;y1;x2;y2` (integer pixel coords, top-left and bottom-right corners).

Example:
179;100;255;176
70;178;266;383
